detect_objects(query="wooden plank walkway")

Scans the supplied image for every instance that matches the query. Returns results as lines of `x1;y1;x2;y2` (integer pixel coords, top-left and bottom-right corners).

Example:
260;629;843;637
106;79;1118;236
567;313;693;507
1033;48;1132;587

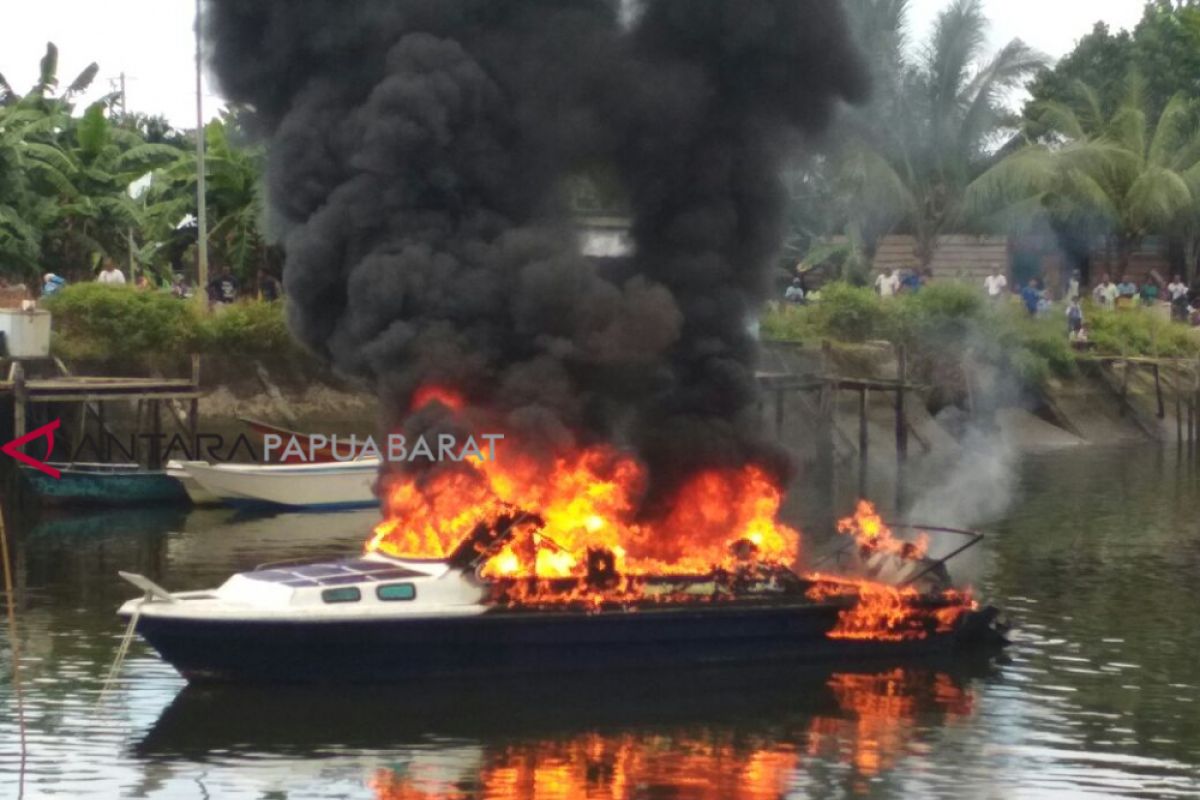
0;376;200;403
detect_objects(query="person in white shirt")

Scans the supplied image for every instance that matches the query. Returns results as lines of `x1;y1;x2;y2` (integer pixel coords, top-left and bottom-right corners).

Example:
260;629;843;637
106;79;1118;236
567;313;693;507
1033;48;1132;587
1092;274;1118;309
983;267;1007;300
97;260;127;286
875;268;900;299
1168;274;1190;321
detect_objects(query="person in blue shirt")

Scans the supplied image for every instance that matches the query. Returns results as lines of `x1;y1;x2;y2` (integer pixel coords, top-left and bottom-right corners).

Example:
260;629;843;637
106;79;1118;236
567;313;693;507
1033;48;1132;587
41;273;66;298
1020;279;1042;316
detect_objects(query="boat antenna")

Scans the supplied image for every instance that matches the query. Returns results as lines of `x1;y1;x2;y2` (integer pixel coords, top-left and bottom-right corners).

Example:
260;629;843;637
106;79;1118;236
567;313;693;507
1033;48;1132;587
0;500;28;799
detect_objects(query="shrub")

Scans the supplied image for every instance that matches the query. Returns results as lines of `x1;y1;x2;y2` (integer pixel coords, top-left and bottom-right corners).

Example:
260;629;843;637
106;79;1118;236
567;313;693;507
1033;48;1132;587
1086;306;1200;358
44;283;199;370
44;284;312;374
197;299;299;359
807;282;883;341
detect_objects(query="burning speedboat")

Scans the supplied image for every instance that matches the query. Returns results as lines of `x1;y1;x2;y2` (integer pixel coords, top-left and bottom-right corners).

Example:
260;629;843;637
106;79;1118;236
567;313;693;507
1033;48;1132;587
119;500;1006;684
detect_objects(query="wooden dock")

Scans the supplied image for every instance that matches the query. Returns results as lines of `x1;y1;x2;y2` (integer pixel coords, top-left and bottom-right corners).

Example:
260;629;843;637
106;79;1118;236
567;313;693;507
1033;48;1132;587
1;360;202;467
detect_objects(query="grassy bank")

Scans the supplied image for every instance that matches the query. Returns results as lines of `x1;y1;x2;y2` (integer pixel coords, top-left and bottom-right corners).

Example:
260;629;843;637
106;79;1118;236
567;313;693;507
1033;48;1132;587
43;283;318;378
763;282;1200;390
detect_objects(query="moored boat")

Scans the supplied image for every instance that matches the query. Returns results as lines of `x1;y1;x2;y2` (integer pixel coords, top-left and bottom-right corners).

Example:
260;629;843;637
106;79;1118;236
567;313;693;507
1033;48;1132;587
180;458;380;511
21;463;190;507
166;460;221;506
118;516;1006;684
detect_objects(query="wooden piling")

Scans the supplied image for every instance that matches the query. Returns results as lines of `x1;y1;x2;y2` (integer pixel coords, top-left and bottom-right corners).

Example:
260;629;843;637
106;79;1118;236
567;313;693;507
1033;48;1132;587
775;390;786;439
858;387;869;496
1154;364;1165;419
895;344;908;465
1176;380;1184;448
816;342;835;478
11;362;26;440
149;400;163;470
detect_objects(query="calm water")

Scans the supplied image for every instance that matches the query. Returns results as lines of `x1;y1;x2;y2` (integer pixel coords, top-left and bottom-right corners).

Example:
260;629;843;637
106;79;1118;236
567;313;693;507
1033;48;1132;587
2;446;1200;799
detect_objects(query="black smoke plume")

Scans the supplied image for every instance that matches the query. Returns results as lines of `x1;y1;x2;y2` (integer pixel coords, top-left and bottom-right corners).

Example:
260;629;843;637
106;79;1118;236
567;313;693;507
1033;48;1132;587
205;0;867;507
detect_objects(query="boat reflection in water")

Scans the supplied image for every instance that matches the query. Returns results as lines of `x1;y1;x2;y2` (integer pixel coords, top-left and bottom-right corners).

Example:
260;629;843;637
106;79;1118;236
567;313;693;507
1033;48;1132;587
137;660;991;799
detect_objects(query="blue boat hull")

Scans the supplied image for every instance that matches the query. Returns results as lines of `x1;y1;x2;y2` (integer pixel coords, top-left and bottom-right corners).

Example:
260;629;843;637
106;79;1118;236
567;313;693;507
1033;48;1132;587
130;603;1004;684
22;466;189;507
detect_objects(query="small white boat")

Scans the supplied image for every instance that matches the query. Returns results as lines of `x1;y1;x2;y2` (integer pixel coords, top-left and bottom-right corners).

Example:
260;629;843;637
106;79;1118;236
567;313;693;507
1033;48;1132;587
181;459;380;511
166;460;221;506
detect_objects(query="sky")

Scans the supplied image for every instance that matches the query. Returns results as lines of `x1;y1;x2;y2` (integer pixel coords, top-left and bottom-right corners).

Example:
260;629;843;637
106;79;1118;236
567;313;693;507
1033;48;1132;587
1;0;1150;128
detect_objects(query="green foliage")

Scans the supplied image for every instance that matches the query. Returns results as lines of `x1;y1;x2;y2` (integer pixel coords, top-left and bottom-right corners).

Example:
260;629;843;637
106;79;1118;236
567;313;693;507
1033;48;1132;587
1086;304;1200;358
44;283;199;368
198;300;297;359
805;283;883;341
44;283;305;371
766;280;1200;393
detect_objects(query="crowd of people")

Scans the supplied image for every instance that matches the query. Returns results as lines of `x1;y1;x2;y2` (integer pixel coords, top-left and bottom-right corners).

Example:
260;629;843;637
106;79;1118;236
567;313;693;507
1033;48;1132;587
781;261;1200;349
0;260;283;309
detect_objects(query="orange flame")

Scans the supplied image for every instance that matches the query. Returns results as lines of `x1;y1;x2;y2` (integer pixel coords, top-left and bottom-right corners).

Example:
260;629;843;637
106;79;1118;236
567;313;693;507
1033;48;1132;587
837;500;928;560
370;441;800;580
410;385;466;413
807;578;975;641
371;387;979;640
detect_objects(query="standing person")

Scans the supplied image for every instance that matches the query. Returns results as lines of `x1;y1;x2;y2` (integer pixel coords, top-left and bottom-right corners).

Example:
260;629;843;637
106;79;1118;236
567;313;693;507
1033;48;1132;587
1092;274;1118;309
257;268;283;302
1140;279;1159;307
984;265;1007;301
1020;279;1041;316
170;273;193;300
874;268;900;299
1067;270;1081;303
900;266;922;294
1116;275;1138;309
97;259;127;285
207;266;240;306
1168;274;1189;321
1066;298;1085;337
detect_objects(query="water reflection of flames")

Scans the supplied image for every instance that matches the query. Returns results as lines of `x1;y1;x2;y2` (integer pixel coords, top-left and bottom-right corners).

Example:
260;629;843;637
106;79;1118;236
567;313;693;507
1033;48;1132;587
367;669;975;800
808;669;974;781
369;732;798;800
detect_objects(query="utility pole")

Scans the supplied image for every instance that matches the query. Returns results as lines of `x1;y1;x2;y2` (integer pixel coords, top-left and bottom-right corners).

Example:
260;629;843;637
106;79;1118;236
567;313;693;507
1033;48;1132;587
195;0;210;302
123;73;136;281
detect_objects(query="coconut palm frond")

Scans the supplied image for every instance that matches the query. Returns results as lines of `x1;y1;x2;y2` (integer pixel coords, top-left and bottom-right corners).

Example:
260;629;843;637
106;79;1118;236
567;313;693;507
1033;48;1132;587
1149;94;1197;169
1035;100;1087;142
963;145;1054;219
1107;105;1148;162
1125;167;1193;231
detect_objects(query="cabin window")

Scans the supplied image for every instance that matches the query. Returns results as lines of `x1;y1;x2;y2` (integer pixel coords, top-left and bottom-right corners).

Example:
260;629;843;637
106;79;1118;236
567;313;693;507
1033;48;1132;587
321;587;361;604
377;583;417;602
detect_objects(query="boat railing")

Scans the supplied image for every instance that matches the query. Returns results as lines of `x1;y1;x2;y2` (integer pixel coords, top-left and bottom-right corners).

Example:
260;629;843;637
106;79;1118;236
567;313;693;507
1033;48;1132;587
809;522;985;588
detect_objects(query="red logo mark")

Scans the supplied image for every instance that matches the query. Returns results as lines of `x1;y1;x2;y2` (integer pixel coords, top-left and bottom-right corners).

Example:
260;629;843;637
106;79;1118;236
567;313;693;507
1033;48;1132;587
2;419;61;479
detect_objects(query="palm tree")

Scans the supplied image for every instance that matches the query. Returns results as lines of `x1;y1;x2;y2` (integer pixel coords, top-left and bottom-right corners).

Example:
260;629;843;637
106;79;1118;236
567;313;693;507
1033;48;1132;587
969;76;1200;275
815;0;1046;270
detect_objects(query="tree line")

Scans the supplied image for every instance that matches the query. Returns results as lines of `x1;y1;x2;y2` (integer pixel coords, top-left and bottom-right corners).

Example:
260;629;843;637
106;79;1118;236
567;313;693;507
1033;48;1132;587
0;43;274;288
5;3;1200;292
790;0;1200;283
